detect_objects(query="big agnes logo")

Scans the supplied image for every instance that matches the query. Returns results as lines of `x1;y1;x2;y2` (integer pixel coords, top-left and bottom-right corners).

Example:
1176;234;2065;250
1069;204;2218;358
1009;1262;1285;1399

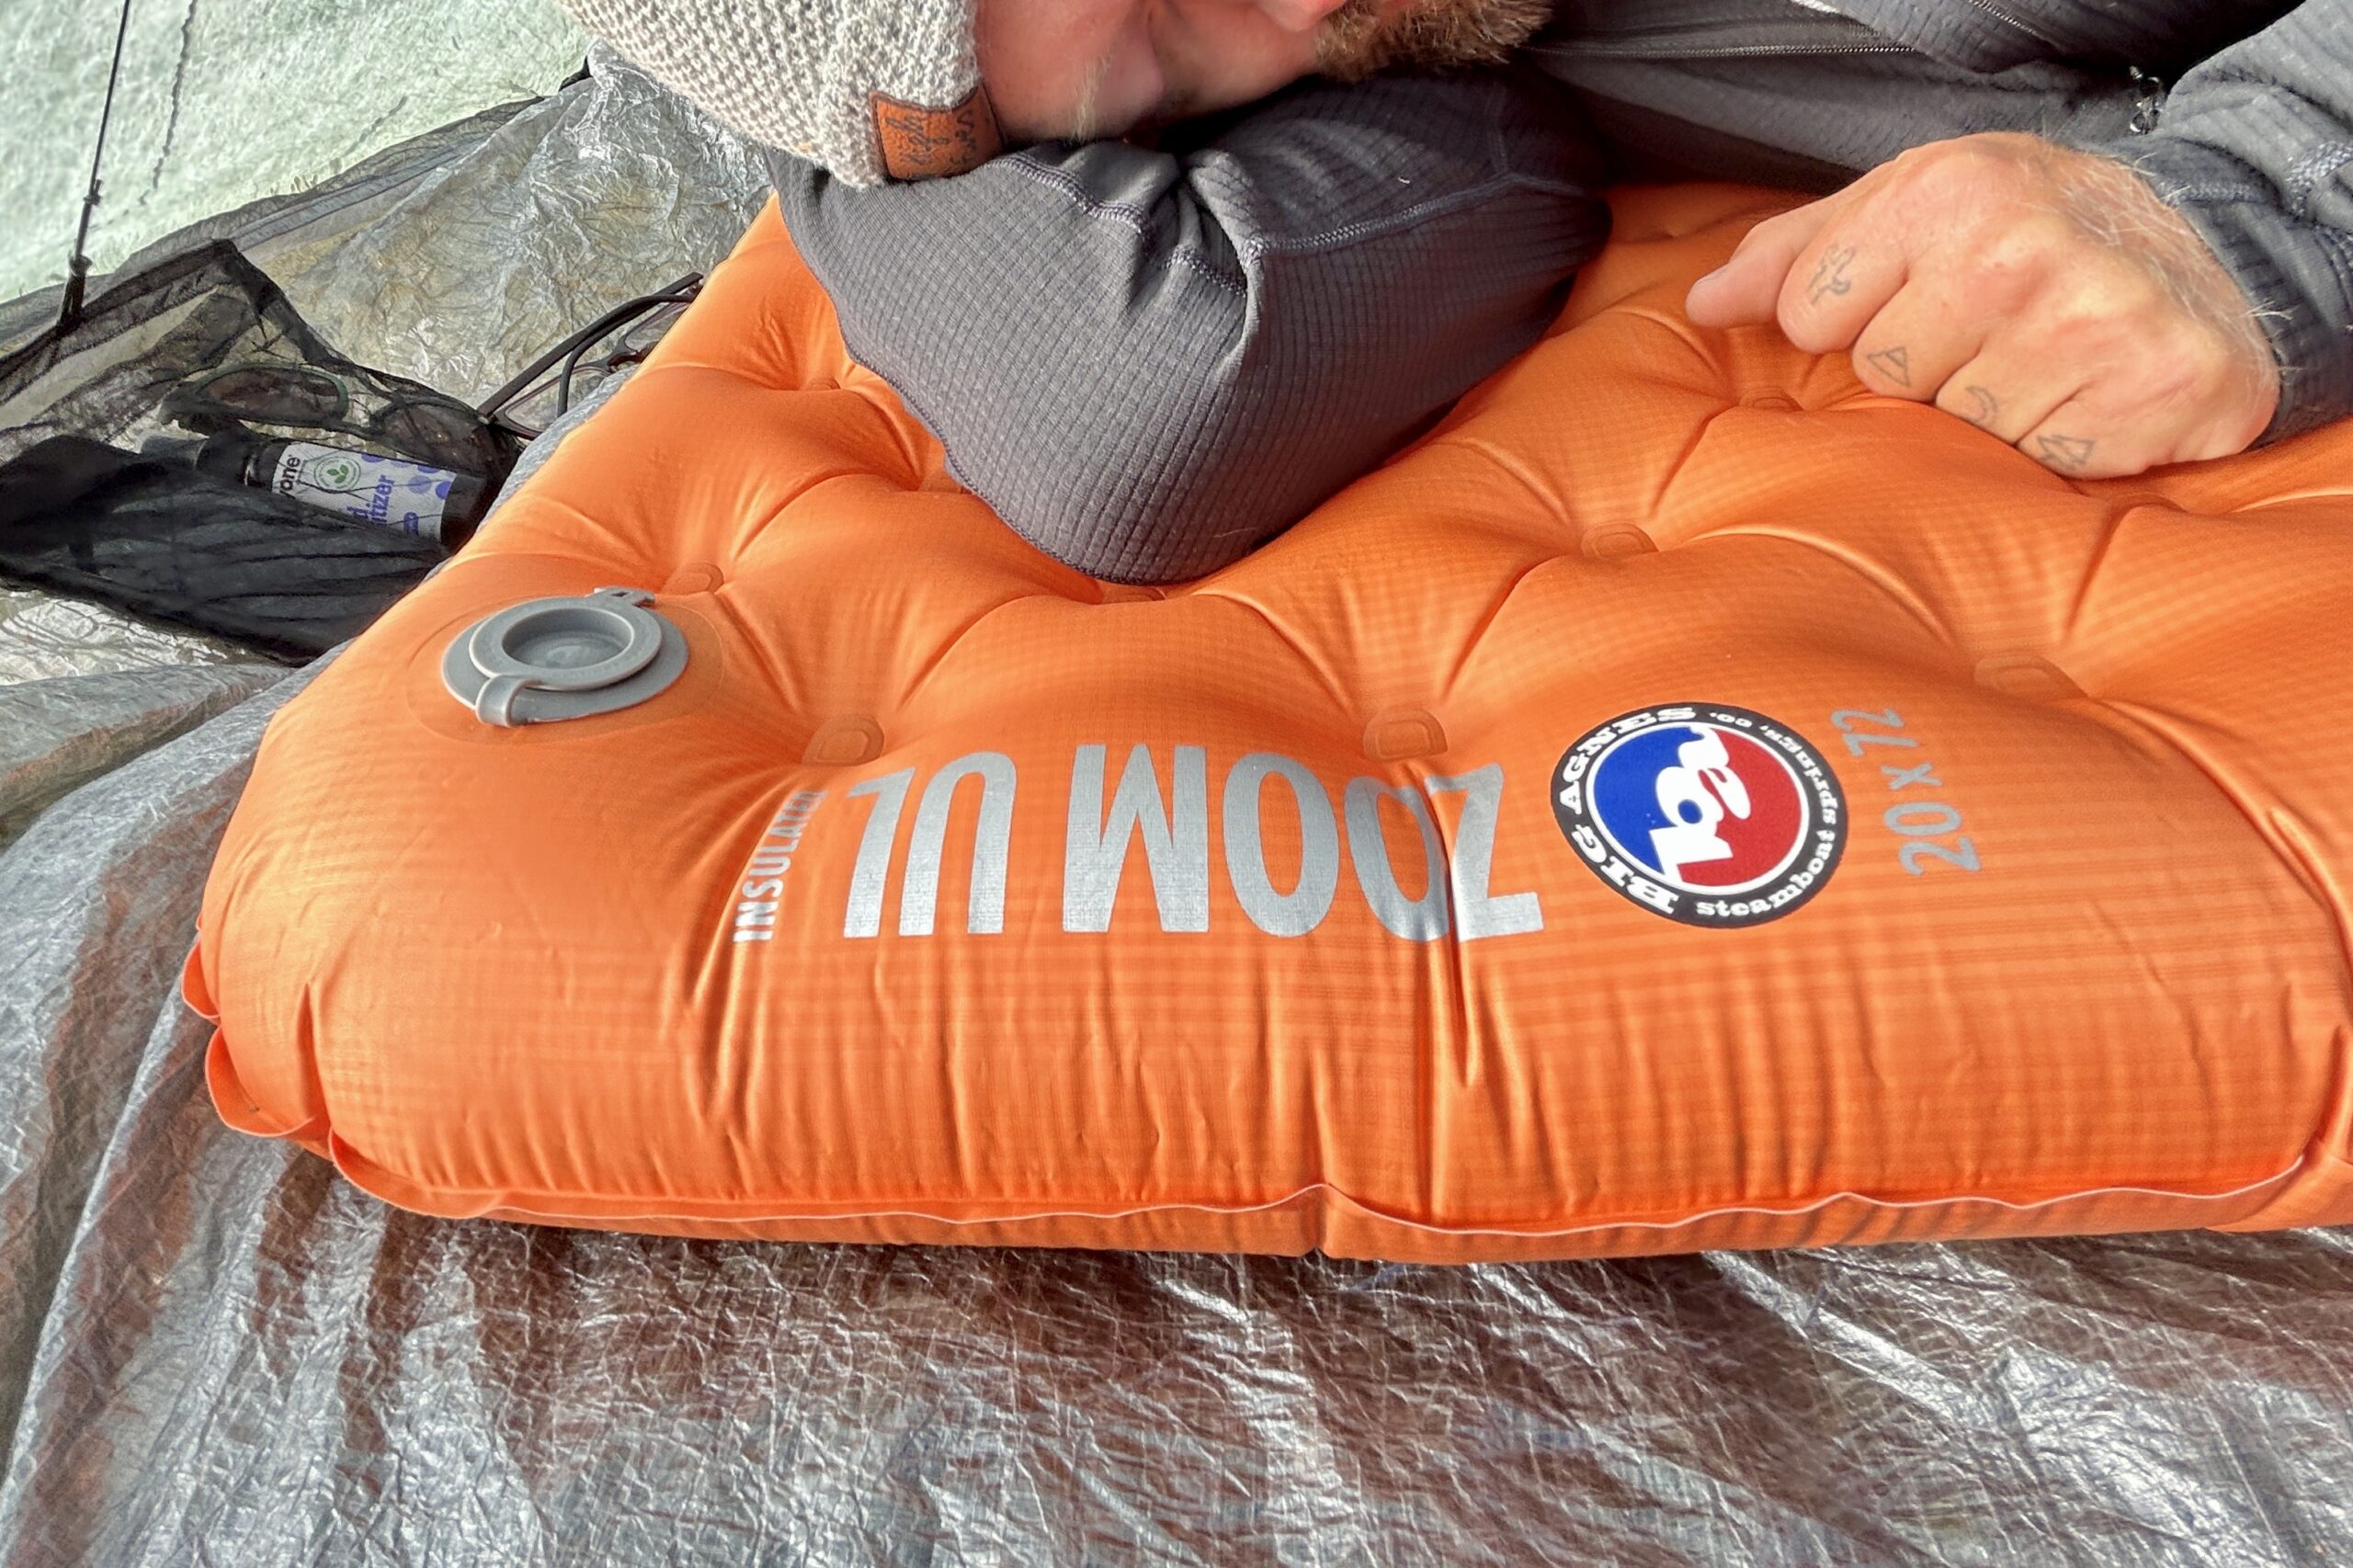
720;718;1846;952
1551;704;1846;927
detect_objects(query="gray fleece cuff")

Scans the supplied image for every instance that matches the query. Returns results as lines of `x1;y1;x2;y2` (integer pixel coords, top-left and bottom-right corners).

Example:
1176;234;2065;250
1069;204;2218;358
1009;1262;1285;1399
2100;133;2353;444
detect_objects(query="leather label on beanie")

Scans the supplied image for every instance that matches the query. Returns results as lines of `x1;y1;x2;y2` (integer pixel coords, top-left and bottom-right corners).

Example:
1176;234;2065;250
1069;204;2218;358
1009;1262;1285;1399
870;86;1004;180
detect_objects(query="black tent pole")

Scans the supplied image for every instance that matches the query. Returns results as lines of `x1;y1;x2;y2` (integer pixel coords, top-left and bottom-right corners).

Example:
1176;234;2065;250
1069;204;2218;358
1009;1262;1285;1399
59;0;139;335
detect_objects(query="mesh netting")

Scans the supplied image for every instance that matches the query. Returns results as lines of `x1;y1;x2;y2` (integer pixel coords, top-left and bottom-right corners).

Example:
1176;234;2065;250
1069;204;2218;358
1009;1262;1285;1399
0;242;517;657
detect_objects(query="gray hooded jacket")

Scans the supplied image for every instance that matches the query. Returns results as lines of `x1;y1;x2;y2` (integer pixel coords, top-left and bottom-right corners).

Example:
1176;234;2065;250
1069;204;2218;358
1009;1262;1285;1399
770;0;2349;583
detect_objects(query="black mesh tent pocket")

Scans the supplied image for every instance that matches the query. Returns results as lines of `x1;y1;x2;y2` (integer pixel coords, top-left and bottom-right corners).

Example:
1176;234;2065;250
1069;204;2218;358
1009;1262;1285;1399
0;244;518;659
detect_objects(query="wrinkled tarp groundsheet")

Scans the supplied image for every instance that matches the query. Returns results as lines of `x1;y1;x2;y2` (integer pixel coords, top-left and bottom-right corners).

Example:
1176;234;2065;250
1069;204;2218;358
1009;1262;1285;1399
6;55;2353;1568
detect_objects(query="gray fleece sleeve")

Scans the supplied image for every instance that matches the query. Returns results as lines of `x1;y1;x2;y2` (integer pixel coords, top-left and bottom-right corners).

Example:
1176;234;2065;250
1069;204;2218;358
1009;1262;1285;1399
768;67;1608;584
2099;0;2353;442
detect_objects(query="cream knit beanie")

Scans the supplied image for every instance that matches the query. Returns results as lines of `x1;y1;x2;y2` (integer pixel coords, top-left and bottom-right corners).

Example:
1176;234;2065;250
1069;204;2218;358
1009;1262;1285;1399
560;0;996;184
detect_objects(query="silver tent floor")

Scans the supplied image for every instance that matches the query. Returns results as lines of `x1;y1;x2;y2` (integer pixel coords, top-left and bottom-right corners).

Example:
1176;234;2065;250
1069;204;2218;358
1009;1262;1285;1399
4;53;2352;1566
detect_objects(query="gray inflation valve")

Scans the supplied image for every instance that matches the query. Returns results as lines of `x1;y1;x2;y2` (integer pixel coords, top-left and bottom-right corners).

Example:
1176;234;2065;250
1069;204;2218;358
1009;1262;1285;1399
443;587;688;727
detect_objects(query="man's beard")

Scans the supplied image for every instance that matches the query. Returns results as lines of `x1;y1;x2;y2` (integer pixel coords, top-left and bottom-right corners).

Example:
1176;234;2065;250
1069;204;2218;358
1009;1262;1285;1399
1317;0;1554;80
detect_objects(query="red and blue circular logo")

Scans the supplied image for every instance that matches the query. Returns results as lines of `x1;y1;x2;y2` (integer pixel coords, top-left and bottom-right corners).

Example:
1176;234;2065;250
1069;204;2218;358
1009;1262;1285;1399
1552;703;1845;927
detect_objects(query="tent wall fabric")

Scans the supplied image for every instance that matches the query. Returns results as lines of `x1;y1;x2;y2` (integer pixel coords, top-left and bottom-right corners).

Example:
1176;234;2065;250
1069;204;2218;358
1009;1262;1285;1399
191;185;2353;1261
0;0;586;303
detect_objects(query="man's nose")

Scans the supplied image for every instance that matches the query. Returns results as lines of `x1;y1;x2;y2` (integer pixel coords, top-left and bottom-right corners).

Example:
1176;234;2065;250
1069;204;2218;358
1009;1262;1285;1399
1255;0;1356;30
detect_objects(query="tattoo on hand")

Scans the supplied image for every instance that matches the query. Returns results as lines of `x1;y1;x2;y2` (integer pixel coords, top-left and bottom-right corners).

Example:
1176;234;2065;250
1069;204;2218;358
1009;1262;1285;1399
1807;244;1857;305
2035;432;2097;471
1963;385;1998;426
1866;345;1913;387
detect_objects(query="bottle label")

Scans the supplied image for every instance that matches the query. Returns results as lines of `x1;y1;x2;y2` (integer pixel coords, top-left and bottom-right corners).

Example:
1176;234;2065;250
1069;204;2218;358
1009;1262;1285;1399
270;441;457;541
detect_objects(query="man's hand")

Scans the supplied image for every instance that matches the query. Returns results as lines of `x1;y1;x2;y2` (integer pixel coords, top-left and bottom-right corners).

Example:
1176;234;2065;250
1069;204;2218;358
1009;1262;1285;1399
1685;132;2280;478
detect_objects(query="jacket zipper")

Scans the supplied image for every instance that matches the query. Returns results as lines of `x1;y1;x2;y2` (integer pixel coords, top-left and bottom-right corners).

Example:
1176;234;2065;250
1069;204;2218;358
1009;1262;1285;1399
2127;65;2168;133
1530;17;1910;62
1954;0;2063;50
1541;6;2165;127
1941;2;2166;130
1532;39;1912;60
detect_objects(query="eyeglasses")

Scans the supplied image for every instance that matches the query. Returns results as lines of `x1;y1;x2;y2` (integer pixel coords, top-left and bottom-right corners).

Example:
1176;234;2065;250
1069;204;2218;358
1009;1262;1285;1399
162;363;488;468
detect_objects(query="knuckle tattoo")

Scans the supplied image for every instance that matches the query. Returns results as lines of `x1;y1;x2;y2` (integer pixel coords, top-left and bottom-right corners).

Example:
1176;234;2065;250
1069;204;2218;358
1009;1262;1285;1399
1807;244;1858;306
1865;345;1914;387
1962;385;1999;426
2034;432;2097;471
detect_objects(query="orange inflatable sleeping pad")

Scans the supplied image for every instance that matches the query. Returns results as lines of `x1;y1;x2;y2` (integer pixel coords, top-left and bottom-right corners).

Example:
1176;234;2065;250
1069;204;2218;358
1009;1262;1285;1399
188;186;2353;1262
